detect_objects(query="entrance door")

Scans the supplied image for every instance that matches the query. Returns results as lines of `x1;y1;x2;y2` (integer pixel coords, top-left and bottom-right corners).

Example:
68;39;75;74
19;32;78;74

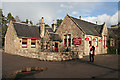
55;43;58;52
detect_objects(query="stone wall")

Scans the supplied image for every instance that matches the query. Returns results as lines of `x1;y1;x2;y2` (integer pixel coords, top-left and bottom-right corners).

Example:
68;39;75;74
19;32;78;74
15;50;81;61
5;21;18;54
56;14;84;56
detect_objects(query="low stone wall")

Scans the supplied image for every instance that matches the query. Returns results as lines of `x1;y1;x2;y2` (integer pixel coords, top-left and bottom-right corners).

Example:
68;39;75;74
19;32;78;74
15;50;81;61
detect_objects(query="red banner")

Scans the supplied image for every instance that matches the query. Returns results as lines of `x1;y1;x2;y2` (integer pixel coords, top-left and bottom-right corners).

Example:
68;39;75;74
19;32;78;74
73;38;82;45
93;38;96;41
85;38;89;40
99;39;102;42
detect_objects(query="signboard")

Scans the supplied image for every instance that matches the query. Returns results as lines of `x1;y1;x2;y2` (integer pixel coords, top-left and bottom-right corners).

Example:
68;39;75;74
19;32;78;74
73;38;82;45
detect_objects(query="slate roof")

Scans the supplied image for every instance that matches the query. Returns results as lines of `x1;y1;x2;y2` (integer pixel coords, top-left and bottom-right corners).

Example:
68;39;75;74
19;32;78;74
45;27;53;33
69;15;104;37
13;22;40;38
49;32;62;42
108;27;120;39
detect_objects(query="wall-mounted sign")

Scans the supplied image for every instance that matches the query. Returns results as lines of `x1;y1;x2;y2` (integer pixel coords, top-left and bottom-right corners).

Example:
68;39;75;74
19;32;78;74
73;38;82;45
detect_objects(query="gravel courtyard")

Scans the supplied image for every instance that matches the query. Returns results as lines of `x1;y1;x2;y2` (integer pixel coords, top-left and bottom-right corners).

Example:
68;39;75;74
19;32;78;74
2;51;120;79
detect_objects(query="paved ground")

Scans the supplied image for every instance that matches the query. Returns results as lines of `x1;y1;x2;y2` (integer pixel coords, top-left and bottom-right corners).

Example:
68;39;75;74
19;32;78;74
2;52;120;79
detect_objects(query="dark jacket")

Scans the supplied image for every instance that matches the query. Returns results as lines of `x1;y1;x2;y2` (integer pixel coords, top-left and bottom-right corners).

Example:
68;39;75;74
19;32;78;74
92;46;95;55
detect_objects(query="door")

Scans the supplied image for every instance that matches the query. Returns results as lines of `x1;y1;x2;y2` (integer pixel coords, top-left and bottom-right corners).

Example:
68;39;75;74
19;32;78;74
55;43;58;52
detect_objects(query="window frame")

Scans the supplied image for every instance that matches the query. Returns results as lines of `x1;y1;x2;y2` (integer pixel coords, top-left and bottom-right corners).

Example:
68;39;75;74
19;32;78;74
31;39;36;48
89;37;92;47
22;38;27;48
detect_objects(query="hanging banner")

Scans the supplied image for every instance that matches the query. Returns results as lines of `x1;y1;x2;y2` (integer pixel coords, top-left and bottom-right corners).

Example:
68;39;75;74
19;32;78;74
85;38;89;40
99;39;102;42
93;38;97;41
73;38;82;45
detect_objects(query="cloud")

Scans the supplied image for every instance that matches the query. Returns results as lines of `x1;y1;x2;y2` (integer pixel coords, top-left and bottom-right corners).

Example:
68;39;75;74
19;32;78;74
60;4;73;9
72;11;78;15
82;11;119;27
2;0;120;2
2;2;118;28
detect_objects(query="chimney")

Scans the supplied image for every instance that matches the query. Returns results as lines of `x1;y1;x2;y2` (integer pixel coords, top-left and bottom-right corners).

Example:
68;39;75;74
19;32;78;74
96;21;97;24
40;17;45;38
52;20;56;32
28;20;31;26
42;17;44;23
79;16;81;20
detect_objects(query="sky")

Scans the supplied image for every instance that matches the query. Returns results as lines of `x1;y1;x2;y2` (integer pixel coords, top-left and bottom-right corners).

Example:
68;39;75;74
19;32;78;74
1;0;120;27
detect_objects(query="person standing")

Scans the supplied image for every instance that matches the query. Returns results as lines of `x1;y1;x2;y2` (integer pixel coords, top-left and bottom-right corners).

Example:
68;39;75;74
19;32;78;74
89;46;95;62
89;47;93;62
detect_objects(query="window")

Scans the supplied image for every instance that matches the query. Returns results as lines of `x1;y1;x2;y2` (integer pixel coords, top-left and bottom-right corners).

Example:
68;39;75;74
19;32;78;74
22;39;27;48
95;38;98;47
68;34;71;47
64;34;71;47
103;35;107;47
89;41;92;46
89;37;92;47
31;39;36;48
64;35;67;47
110;39;114;47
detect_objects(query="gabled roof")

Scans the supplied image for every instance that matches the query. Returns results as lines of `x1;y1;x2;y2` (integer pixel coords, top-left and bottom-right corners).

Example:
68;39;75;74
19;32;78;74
49;32;62;42
108;27;120;39
68;15;104;37
13;22;40;38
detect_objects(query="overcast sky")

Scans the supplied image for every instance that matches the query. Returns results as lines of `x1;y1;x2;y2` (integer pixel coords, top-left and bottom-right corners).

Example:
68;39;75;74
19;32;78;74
1;0;120;27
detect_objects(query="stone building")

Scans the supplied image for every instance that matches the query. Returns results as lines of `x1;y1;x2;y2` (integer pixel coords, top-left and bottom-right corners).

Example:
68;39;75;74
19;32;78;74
5;17;62;54
4;20;41;54
43;20;62;52
56;14;108;56
108;24;120;54
5;14;110;59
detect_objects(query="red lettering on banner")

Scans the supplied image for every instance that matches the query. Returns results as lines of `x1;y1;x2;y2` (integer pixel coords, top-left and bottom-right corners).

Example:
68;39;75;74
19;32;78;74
73;38;82;45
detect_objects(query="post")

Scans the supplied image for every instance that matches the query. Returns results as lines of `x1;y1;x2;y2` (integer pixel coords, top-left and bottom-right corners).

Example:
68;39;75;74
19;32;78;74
116;49;117;54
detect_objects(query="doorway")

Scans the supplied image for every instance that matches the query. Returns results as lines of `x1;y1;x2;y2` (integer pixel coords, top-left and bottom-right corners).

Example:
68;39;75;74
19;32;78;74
55;43;58;52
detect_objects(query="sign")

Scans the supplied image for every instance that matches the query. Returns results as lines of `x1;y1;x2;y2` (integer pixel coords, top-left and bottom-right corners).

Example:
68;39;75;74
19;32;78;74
73;38;82;45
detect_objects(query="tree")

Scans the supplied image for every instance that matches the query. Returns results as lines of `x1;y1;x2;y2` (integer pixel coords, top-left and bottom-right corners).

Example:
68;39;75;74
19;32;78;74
25;19;29;24
30;21;33;25
7;12;15;22
0;9;8;47
56;19;63;28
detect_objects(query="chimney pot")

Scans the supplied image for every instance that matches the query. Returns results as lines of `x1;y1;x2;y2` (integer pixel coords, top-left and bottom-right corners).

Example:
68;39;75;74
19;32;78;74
53;20;55;24
42;17;44;23
79;16;81;20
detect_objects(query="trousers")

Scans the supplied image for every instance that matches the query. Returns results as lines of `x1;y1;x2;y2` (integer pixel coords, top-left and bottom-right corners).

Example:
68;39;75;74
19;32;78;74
89;54;94;62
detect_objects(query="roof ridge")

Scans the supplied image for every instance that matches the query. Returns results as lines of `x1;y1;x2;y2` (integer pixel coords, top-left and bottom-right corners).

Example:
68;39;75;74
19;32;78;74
13;22;39;27
70;16;98;26
68;15;102;37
